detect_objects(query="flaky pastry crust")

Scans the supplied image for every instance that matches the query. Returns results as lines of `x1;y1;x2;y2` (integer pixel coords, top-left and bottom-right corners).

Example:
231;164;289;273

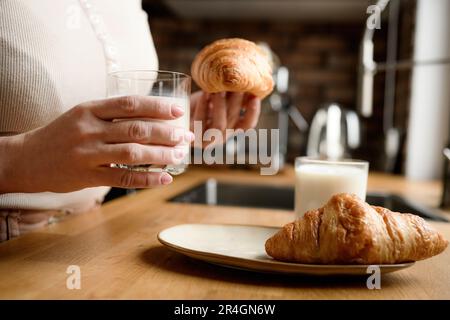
265;193;448;264
191;38;274;99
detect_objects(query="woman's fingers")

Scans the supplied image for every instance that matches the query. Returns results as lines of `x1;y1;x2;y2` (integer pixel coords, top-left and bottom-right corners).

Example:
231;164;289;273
210;93;227;132
192;91;209;125
191;91;209;134
88;95;184;121
235;96;261;130
96;168;173;189
98;143;188;166
102;120;194;146
227;92;244;128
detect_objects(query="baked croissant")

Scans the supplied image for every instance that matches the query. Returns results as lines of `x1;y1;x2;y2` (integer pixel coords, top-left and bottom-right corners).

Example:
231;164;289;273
191;38;274;99
265;193;448;264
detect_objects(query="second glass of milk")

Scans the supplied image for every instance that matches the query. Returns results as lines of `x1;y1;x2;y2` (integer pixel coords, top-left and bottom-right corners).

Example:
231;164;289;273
295;157;369;217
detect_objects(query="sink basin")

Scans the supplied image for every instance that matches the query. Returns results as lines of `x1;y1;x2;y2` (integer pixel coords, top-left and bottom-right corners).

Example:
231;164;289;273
169;179;448;222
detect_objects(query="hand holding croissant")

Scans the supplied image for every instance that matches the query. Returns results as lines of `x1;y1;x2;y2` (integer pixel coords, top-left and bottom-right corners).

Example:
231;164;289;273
190;38;274;147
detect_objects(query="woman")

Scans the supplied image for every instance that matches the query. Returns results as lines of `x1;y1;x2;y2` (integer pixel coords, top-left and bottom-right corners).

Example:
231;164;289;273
0;0;261;241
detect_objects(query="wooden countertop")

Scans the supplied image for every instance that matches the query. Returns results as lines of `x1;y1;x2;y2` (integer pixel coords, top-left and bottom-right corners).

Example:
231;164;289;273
0;166;449;299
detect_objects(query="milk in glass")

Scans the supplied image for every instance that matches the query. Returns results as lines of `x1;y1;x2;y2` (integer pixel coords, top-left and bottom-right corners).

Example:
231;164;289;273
295;158;368;217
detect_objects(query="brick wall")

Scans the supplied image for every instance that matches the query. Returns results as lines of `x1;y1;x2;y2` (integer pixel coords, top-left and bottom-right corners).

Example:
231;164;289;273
150;19;362;117
146;3;414;171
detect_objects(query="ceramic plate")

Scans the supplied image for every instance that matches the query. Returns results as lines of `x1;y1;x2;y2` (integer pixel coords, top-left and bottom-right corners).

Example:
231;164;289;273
157;224;415;276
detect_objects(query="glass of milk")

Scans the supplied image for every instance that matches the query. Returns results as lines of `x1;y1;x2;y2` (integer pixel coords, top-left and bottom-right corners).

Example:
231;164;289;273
107;70;191;175
295;157;369;217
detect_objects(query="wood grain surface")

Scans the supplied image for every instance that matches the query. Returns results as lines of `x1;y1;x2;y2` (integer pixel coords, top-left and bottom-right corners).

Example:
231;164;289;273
0;166;449;299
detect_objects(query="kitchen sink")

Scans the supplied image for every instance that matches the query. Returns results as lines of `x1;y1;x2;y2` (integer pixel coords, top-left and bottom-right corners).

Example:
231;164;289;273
169;179;449;222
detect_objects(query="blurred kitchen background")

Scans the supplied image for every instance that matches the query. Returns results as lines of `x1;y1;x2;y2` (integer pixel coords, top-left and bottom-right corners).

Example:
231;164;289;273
139;0;449;182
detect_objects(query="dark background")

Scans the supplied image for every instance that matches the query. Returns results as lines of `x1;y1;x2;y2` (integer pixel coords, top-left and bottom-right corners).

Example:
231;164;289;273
141;0;416;172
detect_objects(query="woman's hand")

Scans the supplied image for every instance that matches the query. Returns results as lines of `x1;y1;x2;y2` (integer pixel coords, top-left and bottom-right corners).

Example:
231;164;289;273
0;96;194;193
190;91;261;148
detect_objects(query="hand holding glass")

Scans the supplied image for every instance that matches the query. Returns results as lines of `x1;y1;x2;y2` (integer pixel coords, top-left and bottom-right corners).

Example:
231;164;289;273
107;70;191;175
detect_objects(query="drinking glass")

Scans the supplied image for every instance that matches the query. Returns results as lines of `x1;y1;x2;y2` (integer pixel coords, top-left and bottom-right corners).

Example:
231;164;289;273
107;70;191;175
295;157;369;217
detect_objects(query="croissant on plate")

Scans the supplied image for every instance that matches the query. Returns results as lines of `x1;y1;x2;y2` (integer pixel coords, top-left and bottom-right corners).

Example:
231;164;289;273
191;38;274;99
265;193;448;264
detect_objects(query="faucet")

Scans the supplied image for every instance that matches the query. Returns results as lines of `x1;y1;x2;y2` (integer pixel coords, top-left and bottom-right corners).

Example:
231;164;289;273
358;0;450;172
358;0;450;117
441;147;450;209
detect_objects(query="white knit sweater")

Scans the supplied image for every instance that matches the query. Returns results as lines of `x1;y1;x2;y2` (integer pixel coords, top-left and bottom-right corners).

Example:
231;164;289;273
0;0;158;211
